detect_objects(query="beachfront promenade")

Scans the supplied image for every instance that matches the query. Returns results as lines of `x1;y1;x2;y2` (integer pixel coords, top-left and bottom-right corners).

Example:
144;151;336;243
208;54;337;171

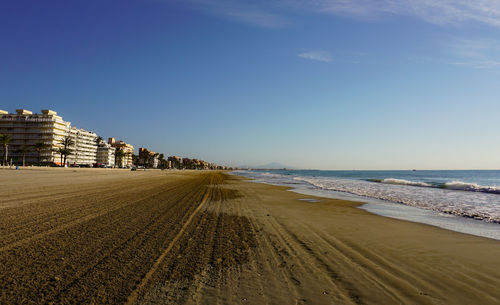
1;168;499;304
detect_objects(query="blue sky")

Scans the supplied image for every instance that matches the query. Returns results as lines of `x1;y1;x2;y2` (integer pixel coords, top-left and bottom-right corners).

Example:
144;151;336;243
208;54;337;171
1;0;500;169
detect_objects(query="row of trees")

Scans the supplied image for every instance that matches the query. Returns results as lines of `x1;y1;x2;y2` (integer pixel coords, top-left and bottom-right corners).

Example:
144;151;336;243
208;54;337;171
0;132;133;168
133;152;166;169
55;136;131;167
115;148;132;167
133;153;222;170
0;134;53;166
1;133;228;169
164;156;227;170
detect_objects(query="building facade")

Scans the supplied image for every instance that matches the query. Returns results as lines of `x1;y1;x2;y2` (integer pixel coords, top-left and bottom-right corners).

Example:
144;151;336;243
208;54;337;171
96;142;115;167
109;137;134;167
138;147;159;168
67;127;98;166
167;156;183;169
0;109;107;166
0;109;71;164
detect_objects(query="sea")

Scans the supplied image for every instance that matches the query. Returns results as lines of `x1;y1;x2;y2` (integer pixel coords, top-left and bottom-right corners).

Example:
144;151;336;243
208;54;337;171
232;170;500;240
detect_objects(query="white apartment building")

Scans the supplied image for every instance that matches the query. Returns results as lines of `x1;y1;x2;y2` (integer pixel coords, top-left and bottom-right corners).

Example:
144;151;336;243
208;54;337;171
67;127;98;166
0;109;70;164
0;109;101;166
97;142;115;167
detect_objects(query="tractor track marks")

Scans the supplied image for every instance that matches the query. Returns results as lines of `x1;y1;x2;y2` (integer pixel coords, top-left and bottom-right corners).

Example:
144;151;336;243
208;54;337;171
0;172;216;304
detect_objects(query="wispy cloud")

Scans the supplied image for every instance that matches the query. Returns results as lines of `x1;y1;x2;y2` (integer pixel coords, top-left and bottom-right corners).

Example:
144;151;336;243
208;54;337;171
448;60;500;69
298;51;332;62
178;0;288;28
177;0;500;29
302;0;500;28
171;0;500;69
446;38;500;69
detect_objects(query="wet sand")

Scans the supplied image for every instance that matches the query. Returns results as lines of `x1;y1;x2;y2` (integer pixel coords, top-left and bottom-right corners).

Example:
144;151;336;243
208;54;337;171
1;168;499;304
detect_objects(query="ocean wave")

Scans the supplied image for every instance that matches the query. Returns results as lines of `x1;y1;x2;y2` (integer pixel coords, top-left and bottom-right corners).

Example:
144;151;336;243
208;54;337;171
293;176;500;223
367;178;500;195
235;171;500;223
257;172;283;178
443;181;500;194
379;178;432;187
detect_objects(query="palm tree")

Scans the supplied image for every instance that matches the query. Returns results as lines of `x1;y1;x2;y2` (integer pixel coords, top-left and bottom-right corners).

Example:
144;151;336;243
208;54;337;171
34;142;49;164
168;156;180;169
158;153;166;169
0;134;12;166
183;158;192;170
96;136;104;145
132;154;139;166
16;146;31;167
115;148;125;167
143;153;152;168
55;147;66;166
60;136;74;167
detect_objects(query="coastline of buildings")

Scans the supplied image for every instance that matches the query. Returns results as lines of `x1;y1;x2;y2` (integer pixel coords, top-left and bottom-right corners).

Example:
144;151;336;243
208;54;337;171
0;108;231;170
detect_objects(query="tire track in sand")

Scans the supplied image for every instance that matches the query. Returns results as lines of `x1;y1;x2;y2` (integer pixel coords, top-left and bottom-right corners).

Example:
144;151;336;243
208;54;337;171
0;181;189;252
125;184;212;305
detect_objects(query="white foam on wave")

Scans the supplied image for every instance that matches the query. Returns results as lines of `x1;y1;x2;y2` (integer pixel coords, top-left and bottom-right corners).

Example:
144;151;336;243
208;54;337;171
293;176;500;223
444;181;500;193
380;178;432;187
236;171;500;223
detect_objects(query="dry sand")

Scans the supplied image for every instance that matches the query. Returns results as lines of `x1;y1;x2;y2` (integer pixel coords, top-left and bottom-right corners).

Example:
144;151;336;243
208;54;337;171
0;168;499;304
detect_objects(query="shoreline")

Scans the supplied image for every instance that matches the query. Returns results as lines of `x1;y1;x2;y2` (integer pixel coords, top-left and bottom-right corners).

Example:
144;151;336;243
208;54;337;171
228;174;500;304
231;170;500;241
293;185;500;241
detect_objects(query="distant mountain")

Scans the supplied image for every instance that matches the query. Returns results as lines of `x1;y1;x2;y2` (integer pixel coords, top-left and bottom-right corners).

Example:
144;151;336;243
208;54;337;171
252;162;296;169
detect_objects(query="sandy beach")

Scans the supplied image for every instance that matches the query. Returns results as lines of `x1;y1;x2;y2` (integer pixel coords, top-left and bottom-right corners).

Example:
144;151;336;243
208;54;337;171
1;168;499;304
